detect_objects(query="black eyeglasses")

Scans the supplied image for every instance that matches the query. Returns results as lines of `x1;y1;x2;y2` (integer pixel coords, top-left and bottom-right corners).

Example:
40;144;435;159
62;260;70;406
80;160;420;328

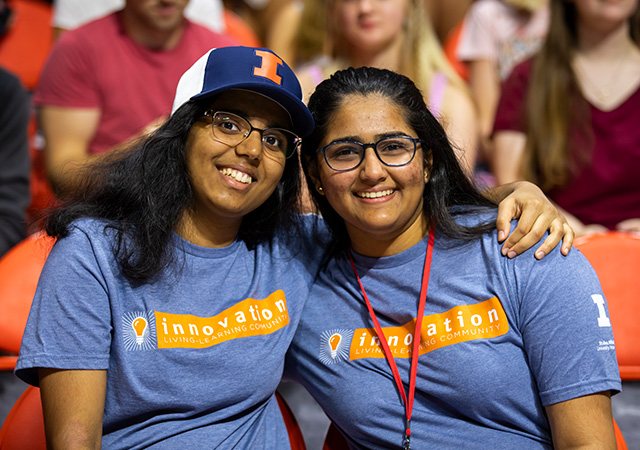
202;111;301;158
317;136;422;171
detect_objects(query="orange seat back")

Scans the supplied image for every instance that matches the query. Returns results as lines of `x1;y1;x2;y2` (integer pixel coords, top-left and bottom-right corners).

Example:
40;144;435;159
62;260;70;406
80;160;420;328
0;232;54;370
575;231;640;380
0;386;46;449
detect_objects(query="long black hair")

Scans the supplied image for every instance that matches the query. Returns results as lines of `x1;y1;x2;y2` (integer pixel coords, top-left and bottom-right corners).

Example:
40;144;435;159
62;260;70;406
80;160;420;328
301;66;496;256
45;99;302;282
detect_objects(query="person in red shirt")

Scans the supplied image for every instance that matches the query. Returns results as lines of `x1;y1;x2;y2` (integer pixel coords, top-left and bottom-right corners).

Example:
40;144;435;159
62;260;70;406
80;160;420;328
35;0;238;195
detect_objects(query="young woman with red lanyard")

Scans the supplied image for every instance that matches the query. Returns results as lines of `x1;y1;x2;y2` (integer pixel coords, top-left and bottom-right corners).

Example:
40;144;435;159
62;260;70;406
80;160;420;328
285;66;620;449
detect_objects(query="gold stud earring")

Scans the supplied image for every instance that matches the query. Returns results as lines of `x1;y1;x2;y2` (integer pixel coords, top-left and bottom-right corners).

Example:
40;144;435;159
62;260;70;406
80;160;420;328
317;186;324;194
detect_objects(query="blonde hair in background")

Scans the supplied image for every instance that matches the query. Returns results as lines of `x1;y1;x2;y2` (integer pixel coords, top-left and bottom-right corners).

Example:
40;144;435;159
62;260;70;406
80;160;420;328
522;0;640;191
294;0;468;100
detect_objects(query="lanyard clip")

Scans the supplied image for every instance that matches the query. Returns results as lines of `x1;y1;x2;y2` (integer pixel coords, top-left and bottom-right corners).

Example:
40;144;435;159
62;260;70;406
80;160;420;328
403;419;411;449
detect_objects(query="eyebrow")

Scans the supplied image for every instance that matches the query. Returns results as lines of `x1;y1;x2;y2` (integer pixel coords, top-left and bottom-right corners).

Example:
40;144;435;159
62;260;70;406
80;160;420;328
327;131;412;144
215;109;290;130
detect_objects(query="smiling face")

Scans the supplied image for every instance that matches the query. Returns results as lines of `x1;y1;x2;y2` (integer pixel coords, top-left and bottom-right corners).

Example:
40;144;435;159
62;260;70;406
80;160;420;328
311;93;430;256
179;90;292;247
332;0;408;56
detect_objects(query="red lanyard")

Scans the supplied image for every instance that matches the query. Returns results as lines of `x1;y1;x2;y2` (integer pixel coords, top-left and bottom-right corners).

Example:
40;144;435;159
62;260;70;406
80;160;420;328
348;225;435;450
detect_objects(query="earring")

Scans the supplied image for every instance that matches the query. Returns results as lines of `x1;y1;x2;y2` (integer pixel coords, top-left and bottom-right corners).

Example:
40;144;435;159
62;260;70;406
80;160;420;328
317;186;324;194
424;172;429;183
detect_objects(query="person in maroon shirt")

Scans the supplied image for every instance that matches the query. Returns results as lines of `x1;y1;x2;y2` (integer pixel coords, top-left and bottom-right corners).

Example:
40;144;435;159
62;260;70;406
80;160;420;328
492;0;640;236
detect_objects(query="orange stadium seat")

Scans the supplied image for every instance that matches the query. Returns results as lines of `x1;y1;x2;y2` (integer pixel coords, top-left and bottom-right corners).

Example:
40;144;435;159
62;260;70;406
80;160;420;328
575;231;640;380
0;232;54;371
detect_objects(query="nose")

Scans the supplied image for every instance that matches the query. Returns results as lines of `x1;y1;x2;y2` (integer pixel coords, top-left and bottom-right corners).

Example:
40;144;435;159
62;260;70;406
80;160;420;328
359;147;387;183
235;129;263;161
358;0;375;12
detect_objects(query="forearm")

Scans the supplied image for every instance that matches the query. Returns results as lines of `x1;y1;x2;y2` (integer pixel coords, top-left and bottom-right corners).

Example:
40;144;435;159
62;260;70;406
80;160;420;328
481;180;523;203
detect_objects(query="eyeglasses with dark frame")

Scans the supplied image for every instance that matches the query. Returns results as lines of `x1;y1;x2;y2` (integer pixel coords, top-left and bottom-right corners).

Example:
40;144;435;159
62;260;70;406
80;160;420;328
202;110;301;158
317;136;422;172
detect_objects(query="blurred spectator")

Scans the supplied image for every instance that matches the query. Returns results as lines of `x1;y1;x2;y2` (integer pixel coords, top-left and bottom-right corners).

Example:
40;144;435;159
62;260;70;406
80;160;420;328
492;0;640;236
293;0;479;173
52;0;260;47
0;66;30;257
458;0;548;166
35;0;239;195
52;0;225;36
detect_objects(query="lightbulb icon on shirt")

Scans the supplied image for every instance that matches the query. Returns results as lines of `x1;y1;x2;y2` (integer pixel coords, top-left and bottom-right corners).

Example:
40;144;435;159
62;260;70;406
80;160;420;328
133;317;148;345
329;333;342;359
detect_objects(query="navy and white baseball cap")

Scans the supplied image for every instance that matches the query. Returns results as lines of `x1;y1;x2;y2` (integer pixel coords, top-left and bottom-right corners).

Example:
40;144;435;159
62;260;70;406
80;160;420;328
172;46;314;137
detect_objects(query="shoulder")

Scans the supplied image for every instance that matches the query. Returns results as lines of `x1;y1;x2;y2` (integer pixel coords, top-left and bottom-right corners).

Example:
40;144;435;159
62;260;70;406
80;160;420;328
47;13;118;62
55;218;117;253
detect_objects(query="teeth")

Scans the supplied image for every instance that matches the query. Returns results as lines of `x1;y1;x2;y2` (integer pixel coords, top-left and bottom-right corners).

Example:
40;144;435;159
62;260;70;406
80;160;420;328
356;189;394;199
220;168;252;184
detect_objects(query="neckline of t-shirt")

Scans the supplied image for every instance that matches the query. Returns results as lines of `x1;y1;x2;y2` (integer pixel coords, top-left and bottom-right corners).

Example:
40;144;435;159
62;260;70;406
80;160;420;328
172;232;243;258
348;235;432;270
587;80;640;114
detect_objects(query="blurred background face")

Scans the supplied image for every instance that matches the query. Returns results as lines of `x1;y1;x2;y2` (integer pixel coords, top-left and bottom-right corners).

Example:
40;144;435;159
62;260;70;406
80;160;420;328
125;0;190;32
572;0;638;31
332;0;408;55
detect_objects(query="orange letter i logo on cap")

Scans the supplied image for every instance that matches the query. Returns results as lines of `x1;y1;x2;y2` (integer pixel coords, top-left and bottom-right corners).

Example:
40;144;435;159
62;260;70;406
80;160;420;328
253;50;283;85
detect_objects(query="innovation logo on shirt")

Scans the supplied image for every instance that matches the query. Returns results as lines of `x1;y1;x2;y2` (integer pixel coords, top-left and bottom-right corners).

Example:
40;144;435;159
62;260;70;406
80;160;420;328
155;290;289;349
350;297;509;360
121;290;290;350
317;297;509;363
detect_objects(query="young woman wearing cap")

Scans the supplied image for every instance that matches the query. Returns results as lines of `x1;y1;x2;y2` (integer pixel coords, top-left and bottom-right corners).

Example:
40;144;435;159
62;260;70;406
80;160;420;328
16;47;572;449
286;66;620;449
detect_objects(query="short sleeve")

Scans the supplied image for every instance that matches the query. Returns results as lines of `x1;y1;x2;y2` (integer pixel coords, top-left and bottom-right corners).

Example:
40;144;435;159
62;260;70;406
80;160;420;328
510;247;621;405
492;58;532;134
457;1;500;62
15;225;113;386
33;30;101;109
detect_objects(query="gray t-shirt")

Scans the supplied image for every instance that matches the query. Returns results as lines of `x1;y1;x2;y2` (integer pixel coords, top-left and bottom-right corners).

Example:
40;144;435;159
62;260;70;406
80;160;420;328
286;212;620;449
16;216;325;449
